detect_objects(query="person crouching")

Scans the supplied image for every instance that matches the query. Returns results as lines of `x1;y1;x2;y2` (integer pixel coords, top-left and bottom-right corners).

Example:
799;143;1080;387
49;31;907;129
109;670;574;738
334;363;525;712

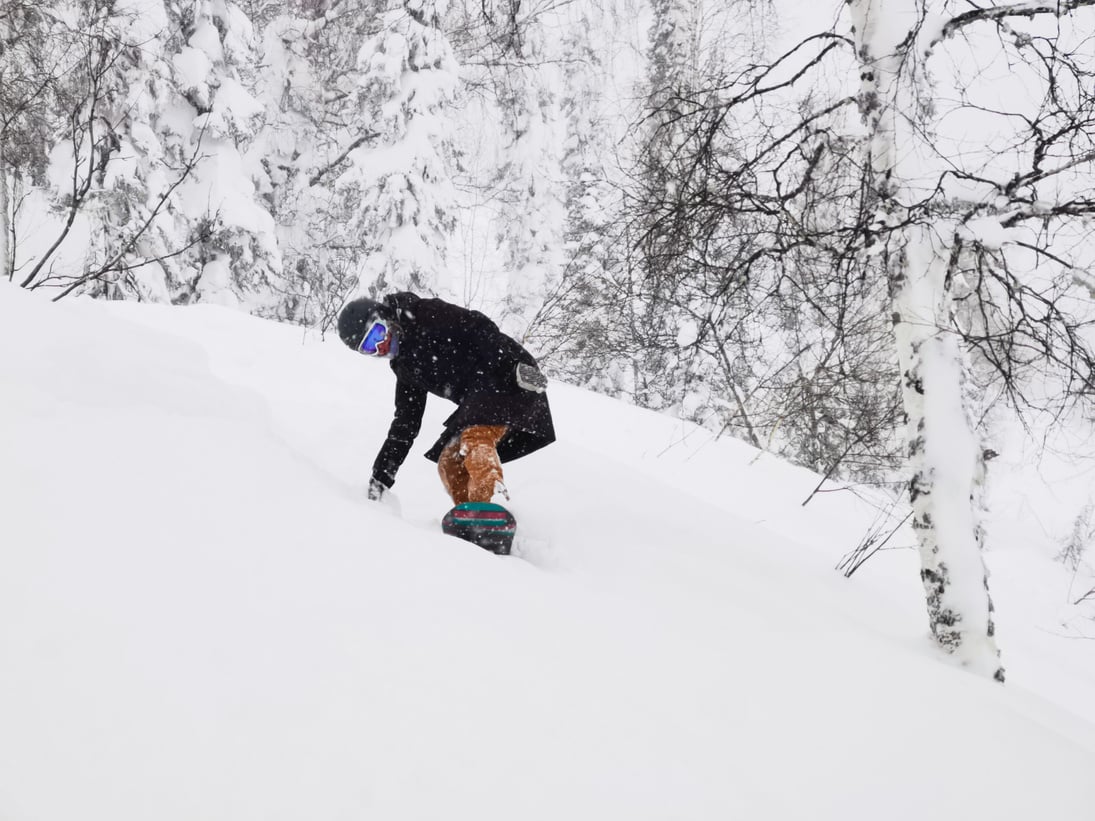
337;292;555;505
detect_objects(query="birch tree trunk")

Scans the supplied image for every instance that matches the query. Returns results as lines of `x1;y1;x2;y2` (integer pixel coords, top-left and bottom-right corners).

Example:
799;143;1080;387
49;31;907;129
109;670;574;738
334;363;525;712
848;0;1004;680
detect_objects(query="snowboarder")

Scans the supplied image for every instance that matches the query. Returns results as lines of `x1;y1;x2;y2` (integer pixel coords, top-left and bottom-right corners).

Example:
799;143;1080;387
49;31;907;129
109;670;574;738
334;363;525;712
338;292;555;508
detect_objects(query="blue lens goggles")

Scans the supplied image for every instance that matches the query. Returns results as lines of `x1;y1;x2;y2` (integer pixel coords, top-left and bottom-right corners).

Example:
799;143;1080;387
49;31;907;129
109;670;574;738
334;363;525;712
358;320;389;355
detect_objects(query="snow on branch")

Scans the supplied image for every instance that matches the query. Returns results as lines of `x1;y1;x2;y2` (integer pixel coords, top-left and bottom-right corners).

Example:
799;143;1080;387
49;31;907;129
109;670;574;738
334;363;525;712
308;131;380;187
938;0;1095;43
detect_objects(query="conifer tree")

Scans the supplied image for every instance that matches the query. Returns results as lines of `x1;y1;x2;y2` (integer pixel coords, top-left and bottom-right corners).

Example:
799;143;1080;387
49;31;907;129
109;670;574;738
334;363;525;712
252;0;385;325
161;0;282;309
351;0;459;297
11;0;282;307
15;0;189;298
487;3;563;331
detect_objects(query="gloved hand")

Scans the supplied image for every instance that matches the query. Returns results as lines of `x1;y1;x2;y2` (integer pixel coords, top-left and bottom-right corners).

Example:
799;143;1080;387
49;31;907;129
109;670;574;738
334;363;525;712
367;477;387;501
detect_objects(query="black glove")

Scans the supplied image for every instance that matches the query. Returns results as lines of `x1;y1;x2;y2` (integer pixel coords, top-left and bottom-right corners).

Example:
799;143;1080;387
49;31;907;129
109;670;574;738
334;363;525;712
367;477;387;501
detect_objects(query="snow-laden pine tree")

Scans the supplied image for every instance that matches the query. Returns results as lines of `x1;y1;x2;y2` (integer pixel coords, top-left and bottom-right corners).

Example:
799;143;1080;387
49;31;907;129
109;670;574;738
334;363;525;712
847;0;1004;679
79;0;183;302
350;0;459;297
251;0;385;326
66;0;197;303
12;0;281;306
162;0;282;310
13;0;183;298
484;2;564;333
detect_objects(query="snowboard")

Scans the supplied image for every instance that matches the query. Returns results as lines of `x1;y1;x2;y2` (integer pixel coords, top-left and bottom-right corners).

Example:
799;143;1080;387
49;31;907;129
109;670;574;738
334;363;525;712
441;502;517;555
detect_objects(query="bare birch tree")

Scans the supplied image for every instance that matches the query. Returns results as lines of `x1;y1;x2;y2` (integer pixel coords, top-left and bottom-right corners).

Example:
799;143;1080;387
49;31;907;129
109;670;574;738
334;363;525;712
847;0;1095;679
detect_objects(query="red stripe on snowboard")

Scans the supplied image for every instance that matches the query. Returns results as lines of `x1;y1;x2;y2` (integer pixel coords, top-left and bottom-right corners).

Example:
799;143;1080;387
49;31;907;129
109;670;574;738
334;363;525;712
452;510;512;521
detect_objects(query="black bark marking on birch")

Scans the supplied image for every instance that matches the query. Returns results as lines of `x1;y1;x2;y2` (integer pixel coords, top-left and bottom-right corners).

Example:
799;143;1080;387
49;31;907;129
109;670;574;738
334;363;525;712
908;473;930;504
985;576;997;637
921;564;963;651
908;434;924;458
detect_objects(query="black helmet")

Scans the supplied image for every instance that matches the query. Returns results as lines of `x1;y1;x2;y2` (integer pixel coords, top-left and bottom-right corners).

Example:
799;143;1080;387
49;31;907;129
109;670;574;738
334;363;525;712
338;297;395;350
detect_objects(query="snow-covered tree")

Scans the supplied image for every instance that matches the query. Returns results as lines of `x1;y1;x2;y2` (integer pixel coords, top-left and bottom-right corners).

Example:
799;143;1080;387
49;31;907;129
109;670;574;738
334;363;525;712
481;1;565;331
350;0;459;297
251;0;384;325
10;0;282;307
13;0;202;299
0;1;57;282
244;0;456;324
166;0;283;310
68;0;205;303
1;1;89;287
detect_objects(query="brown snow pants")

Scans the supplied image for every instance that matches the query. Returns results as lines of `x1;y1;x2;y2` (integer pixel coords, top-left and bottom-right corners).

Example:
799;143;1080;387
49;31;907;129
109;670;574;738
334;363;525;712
438;425;507;505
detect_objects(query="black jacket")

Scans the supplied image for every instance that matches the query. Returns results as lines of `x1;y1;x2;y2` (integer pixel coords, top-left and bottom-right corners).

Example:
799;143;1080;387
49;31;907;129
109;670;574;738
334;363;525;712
370;292;555;489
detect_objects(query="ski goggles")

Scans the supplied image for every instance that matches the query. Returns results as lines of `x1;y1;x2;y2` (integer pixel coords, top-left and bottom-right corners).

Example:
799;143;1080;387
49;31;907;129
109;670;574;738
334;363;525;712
358;320;390;355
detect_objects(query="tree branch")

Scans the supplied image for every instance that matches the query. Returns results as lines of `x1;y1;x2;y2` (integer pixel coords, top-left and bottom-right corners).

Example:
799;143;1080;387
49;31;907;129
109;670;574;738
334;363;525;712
941;0;1095;41
308;130;379;187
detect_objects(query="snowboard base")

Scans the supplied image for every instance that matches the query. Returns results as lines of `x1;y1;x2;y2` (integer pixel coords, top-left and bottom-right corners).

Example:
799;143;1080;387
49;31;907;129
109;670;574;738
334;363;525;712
441;502;517;555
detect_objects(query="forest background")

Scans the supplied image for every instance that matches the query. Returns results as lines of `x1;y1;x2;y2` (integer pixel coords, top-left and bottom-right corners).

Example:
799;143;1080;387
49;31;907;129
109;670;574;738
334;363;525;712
3;0;1095;677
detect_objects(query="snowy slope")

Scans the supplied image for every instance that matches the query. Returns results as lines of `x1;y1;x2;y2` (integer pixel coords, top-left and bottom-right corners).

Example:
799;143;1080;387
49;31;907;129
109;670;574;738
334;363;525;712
2;283;1094;820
